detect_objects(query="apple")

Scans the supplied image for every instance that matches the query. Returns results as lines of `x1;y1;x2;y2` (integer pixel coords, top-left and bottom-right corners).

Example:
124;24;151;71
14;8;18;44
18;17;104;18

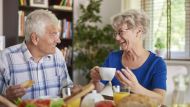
95;100;115;107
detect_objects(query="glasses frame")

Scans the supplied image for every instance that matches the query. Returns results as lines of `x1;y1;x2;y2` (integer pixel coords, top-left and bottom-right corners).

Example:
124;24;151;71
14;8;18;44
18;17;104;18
113;28;131;38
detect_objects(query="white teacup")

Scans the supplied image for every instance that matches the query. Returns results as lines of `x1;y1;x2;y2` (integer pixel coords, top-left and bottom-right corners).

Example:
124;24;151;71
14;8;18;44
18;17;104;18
99;67;116;81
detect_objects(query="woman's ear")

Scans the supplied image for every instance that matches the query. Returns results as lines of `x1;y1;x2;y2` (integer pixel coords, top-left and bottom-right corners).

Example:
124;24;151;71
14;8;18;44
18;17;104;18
136;26;143;37
137;30;142;34
30;32;39;46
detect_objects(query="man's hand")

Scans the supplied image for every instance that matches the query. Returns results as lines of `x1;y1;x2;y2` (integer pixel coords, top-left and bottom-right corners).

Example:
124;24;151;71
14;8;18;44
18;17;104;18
5;85;26;101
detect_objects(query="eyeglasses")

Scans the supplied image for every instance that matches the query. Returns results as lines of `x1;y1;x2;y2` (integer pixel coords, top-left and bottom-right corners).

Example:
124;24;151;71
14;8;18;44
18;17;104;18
113;28;131;38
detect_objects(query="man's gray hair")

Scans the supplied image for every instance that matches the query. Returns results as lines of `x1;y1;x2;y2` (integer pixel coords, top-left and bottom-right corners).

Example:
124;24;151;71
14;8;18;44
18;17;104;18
112;9;150;37
24;9;59;41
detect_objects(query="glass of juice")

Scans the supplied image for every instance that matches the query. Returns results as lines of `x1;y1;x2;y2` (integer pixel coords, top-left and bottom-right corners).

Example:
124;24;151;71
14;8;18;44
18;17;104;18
113;85;130;105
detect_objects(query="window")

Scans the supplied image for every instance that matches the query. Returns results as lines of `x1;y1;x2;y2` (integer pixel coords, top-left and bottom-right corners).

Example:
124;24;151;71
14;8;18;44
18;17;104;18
141;0;190;60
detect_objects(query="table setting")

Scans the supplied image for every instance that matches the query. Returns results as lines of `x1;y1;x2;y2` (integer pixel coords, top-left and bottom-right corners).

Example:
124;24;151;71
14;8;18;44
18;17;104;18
0;83;94;107
0;67;171;107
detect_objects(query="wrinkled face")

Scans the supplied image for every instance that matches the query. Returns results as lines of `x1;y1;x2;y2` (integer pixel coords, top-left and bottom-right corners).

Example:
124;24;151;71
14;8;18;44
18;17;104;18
113;24;139;51
36;24;61;56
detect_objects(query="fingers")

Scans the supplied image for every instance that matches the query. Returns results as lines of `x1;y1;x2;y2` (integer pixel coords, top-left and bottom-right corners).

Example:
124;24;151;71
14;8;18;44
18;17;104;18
116;71;131;86
126;67;138;82
116;67;138;86
6;85;26;101
14;89;26;98
71;84;82;94
126;67;136;77
94;66;100;71
122;67;137;82
116;71;126;86
73;84;82;90
116;67;142;94
7;85;22;94
90;66;101;82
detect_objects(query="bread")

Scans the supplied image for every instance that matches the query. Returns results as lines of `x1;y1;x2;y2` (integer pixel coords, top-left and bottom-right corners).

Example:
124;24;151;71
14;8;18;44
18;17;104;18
21;80;35;88
116;94;158;107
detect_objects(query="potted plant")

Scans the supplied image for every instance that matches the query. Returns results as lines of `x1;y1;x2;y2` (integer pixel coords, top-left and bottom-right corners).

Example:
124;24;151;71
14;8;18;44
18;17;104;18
73;0;118;82
154;37;165;56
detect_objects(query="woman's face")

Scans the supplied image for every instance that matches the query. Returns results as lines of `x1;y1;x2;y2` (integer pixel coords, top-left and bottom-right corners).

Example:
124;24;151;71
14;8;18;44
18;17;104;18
114;24;138;51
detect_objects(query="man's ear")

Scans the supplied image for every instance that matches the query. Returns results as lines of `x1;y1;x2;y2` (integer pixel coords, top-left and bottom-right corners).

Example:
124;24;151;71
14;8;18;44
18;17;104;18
30;32;39;46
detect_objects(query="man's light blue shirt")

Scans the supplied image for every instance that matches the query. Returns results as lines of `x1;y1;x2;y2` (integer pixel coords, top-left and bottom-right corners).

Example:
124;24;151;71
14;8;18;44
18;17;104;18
0;42;73;99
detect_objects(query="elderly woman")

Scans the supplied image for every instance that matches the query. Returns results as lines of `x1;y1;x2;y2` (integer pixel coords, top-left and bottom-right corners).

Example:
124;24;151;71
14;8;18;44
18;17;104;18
90;9;166;104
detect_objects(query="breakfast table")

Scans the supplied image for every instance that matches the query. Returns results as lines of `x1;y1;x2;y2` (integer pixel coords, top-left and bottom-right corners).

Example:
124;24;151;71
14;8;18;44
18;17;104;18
100;85;168;107
0;83;94;107
0;83;169;107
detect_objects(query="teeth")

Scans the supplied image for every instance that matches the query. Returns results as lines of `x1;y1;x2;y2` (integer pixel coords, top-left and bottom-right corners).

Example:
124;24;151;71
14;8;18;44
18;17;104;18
121;41;127;48
121;42;125;45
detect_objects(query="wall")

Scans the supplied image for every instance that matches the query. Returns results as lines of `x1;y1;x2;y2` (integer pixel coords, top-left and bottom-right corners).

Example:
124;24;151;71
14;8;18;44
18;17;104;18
74;0;89;24
121;0;141;12
99;0;121;25
0;0;2;35
99;0;141;25
75;0;121;26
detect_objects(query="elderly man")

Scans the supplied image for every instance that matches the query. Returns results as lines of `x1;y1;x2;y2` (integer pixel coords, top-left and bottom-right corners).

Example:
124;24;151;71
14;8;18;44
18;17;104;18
0;10;76;101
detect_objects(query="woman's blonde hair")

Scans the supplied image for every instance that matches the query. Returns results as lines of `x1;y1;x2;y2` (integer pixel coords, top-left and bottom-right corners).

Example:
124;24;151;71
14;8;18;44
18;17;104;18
112;9;150;37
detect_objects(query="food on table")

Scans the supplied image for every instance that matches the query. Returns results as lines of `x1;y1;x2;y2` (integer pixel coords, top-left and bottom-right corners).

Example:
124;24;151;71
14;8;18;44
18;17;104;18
81;90;104;107
17;98;65;107
113;92;130;105
66;98;80;107
64;83;95;104
16;83;95;107
116;94;158;107
95;100;115;107
21;80;35;88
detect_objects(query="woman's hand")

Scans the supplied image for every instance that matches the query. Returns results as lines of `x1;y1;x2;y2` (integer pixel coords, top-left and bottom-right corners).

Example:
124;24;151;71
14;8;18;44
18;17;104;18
116;67;142;93
5;85;26;101
90;66;101;83
116;67;165;104
71;84;82;94
90;66;104;92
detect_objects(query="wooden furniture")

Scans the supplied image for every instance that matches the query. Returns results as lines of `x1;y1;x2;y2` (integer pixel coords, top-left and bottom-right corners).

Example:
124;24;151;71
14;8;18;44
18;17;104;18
3;0;73;79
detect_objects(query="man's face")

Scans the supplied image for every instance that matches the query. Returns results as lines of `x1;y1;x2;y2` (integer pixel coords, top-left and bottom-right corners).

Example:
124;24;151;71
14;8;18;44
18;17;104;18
36;24;61;56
